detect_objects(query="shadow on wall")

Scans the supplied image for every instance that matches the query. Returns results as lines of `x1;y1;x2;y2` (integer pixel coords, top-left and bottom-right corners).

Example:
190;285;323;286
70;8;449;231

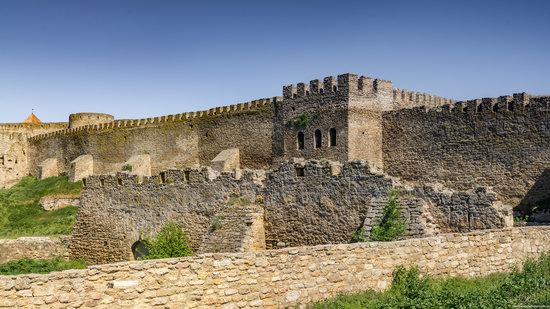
517;169;550;221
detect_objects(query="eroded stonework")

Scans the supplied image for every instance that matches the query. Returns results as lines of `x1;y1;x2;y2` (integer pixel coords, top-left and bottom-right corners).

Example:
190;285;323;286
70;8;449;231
69;160;511;264
0;72;547;264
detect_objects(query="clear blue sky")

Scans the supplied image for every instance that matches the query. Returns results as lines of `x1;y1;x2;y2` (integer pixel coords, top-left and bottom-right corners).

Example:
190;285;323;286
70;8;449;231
1;0;549;123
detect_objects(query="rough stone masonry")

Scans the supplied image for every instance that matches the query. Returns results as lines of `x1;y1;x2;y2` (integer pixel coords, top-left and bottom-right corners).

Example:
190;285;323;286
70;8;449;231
0;72;546;263
1;227;549;308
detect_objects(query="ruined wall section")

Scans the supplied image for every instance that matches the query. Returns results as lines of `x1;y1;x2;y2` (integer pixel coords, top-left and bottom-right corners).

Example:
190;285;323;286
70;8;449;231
263;160;510;249
198;204;265;254
383;94;550;206
70;169;262;264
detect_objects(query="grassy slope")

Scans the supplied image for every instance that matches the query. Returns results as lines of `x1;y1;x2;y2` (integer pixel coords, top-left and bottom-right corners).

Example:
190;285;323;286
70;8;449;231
0;176;82;238
0;257;87;276
312;255;550;308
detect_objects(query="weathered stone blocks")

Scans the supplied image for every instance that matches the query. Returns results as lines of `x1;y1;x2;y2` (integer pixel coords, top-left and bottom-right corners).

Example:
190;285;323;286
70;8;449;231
211;148;240;172
1;227;550;308
38;158;58;179
122;154;151;177
0;236;70;263
69;155;93;183
39;196;80;211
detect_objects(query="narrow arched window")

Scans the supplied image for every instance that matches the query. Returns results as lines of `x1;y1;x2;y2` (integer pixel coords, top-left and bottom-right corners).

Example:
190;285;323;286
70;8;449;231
329;128;336;147
297;131;305;150
314;129;322;148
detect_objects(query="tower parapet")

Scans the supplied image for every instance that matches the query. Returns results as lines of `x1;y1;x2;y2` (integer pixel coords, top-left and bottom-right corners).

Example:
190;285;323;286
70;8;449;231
283;73;393;102
69;113;114;129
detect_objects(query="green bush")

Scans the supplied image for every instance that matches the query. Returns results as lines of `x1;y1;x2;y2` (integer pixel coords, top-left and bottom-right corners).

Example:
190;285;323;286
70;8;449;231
286;112;316;129
0;176;82;238
121;164;133;172
210;215;224;232
227;196;251;206
140;222;193;260
0;257;86;276
312;254;550;308
351;227;366;243
370;190;406;241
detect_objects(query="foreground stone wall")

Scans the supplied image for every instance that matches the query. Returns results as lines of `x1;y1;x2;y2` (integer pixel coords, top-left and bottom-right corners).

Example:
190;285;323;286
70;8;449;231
1;227;548;308
383;94;550;207
0;237;70;263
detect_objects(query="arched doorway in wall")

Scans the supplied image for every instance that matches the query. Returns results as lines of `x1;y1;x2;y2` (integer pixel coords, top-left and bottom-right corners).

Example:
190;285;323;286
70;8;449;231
131;240;149;260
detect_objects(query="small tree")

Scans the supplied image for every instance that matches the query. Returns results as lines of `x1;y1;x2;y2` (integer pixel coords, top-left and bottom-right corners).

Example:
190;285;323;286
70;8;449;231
141;222;193;259
370;190;406;241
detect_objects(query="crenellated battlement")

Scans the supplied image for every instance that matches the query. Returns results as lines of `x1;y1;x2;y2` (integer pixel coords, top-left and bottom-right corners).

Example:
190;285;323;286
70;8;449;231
84;167;264;190
28;97;281;142
0;122;68;132
391;93;550;115
283;73;393;99
393;88;456;109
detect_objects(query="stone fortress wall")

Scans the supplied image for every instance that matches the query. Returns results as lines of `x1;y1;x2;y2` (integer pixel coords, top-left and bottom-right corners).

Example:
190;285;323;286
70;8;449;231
383;93;550;206
70;159;511;264
26;98;277;179
1;73;549;211
0;123;68;188
1;227;549;308
275;74;456;170
0;72;549;264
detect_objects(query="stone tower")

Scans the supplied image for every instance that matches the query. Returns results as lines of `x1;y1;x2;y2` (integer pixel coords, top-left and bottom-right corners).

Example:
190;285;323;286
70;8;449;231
272;73;393;170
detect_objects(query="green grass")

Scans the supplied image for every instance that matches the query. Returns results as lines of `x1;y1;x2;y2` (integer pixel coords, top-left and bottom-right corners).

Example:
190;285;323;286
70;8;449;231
0;257;87;276
0;176;82;238
312;254;550;308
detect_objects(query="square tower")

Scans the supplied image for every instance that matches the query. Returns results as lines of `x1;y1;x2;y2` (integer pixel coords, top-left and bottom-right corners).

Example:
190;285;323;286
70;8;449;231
272;73;393;169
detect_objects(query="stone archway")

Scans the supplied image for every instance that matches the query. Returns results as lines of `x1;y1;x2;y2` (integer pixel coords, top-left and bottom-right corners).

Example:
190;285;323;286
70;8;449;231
131;240;149;260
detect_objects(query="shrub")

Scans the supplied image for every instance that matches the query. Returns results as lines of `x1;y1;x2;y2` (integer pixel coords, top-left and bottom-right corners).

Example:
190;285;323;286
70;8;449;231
210;215;224;231
370;190;406;241
227;196;251;206
286;112;316;129
121;164;133;172
0;257;86;276
351;227;367;243
513;215;529;222
141;222;193;260
313;253;550;308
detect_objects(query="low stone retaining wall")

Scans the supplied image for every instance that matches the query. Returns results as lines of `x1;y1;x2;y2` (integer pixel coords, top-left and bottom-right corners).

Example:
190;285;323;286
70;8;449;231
39;195;80;211
0;227;549;308
0;236;70;263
